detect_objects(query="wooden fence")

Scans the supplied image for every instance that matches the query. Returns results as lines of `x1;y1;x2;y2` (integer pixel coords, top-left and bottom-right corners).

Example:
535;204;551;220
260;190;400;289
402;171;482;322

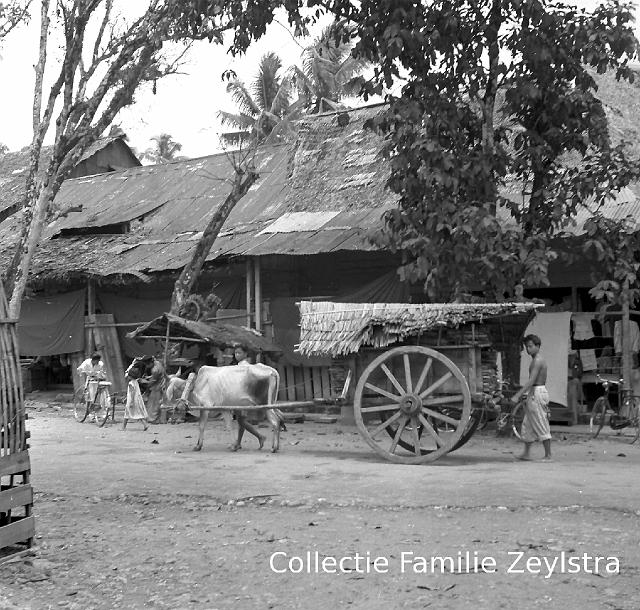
0;282;34;560
277;364;350;403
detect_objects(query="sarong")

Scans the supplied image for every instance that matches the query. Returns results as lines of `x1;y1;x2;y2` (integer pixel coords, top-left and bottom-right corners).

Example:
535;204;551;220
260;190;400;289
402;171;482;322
521;386;552;442
124;379;149;420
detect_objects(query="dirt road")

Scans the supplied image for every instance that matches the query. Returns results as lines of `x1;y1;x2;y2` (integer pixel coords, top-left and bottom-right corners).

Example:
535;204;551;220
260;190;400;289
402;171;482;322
1;401;639;609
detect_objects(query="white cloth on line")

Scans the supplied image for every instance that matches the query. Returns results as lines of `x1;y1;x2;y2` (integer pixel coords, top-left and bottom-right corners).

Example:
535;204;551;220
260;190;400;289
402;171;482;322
520;312;572;407
578;349;598;371
614;320;640;353
572;313;594;340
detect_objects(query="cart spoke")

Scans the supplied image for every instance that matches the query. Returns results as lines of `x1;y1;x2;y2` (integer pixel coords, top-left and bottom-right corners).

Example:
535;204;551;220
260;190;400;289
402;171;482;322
361;403;402;413
403;354;413;393
380;363;406;395
418;413;445;447
414;358;433;395
419;372;453;399
423;394;464;407
410;416;421;455
389;416;408;454
421;407;460;426
364;382;401;402
370;410;403;438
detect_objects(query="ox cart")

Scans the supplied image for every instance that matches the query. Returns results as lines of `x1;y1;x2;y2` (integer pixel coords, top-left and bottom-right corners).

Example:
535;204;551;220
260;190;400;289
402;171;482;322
129;303;540;463
295;301;541;464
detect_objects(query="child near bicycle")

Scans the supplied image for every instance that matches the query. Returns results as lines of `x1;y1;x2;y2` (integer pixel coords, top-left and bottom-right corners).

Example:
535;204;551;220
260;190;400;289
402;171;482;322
511;334;553;462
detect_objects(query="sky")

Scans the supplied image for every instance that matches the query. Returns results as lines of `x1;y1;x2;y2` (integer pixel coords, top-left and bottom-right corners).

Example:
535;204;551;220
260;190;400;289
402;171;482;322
0;1;638;160
0;4;329;159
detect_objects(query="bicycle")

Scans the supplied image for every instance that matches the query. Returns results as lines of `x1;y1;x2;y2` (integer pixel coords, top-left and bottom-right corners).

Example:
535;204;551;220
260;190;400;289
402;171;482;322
589;375;640;443
496;393;527;440
73;377;116;427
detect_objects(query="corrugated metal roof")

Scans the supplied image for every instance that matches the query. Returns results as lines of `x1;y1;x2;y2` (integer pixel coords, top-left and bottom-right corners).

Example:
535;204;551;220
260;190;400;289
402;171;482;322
2;93;640;282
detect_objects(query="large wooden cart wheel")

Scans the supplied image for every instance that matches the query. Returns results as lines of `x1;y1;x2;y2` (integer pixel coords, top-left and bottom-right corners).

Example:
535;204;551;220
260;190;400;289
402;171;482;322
354;346;472;464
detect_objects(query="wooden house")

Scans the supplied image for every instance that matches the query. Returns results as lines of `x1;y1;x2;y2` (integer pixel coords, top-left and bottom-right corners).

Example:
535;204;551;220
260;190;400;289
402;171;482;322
0;70;639;411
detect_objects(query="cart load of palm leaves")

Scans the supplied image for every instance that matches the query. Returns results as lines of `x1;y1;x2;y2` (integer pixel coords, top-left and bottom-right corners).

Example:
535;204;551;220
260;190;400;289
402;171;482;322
296;301;542;357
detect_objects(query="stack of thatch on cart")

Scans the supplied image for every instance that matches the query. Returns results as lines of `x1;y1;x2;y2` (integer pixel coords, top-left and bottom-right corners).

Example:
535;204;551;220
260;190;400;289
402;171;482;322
0;283;34;562
297;301;541;356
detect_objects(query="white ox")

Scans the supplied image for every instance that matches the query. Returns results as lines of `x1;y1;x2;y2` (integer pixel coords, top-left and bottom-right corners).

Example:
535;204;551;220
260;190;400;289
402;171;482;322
165;364;284;452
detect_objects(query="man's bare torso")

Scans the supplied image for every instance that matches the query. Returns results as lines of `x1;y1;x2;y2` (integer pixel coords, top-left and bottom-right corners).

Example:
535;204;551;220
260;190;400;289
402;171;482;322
530;354;547;385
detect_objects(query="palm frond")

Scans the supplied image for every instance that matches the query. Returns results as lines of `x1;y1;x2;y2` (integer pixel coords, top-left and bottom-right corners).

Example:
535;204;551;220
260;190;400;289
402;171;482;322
217;110;256;130
335;55;370;87
268;76;293;117
338;76;367;98
252;52;284;113
226;80;261;117
219;130;253;148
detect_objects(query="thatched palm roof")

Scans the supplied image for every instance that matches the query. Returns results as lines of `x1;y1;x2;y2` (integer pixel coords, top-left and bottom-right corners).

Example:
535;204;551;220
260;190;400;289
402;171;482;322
296;301;542;356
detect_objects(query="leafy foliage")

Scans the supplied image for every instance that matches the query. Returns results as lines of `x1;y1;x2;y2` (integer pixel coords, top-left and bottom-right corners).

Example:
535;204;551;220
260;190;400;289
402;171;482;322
348;0;640;301
290;20;368;113
143;133;184;164
218;52;301;145
0;0;30;42
173;0;640;303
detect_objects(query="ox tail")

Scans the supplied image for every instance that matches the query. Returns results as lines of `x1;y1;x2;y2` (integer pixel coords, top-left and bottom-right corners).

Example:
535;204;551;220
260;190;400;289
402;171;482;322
269;369;286;432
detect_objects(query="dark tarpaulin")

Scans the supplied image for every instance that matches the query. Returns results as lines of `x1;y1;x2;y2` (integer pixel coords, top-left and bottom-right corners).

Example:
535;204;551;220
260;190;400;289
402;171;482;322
18;289;86;356
337;270;410;303
97;292;170;359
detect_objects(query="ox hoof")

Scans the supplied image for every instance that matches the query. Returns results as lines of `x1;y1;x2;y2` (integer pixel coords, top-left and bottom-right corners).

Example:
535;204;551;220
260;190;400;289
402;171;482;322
192;445;202;452
258;435;266;450
230;444;242;452
271;447;278;453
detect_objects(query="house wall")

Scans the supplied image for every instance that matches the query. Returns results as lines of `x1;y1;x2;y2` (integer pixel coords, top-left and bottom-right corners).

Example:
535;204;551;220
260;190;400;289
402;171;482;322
69;141;140;178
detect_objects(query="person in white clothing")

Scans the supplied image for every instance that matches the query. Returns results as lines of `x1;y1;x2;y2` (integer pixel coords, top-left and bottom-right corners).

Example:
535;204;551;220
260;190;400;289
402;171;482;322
76;352;109;418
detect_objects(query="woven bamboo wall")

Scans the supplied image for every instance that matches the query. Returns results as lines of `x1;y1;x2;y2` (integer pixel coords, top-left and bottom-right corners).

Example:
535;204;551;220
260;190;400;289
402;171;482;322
0;282;34;558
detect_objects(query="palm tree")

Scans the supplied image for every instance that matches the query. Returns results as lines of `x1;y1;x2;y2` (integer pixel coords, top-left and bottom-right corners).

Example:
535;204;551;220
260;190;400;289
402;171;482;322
218;52;300;146
290;21;369;114
142;133;184;164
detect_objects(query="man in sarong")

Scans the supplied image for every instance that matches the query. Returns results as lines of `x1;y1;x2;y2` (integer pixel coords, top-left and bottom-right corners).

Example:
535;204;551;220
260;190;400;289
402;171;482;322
122;364;149;431
511;334;552;461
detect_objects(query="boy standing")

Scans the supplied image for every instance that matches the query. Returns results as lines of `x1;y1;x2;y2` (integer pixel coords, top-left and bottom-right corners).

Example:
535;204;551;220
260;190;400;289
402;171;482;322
511;334;552;461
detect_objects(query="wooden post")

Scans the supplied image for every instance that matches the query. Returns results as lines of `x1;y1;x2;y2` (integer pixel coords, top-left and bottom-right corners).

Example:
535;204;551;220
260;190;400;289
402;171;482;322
571;287;578;312
86;279;96;353
254;257;262;364
163;321;171;368
254;257;262;333
245;258;252;329
622;279;632;393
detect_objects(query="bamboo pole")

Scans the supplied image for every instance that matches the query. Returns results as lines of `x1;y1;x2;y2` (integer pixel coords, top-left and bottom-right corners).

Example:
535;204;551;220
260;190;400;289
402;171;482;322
186;400;319;411
163;321;171;368
246;258;252;329
622;280;632;394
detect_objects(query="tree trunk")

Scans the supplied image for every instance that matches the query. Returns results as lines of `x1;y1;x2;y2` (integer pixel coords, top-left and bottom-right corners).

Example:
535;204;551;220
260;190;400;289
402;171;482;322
7;181;52;318
481;0;501;215
170;166;259;314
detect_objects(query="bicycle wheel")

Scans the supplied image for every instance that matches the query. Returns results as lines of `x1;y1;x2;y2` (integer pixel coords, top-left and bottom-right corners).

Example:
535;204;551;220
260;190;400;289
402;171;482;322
73;388;89;423
511;401;526;440
621;397;640;444
589;397;608;439
94;389;115;427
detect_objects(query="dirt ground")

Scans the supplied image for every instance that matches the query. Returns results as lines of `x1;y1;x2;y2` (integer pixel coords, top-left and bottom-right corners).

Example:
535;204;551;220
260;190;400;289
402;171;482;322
1;398;640;610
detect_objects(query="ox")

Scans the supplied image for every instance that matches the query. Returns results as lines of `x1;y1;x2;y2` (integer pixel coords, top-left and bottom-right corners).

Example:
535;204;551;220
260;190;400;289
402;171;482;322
165;364;285;452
